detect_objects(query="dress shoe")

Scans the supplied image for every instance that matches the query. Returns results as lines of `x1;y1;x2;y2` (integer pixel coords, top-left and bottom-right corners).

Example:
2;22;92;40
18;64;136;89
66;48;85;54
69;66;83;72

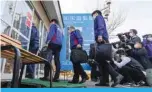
40;77;50;81
68;80;79;84
95;83;109;86
123;82;137;87
53;79;60;82
25;74;34;79
91;78;98;82
111;74;124;87
79;76;89;83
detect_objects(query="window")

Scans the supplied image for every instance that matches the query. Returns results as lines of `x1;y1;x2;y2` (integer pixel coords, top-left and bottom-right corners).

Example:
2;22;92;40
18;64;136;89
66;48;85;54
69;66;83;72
0;1;34;50
14;1;33;49
0;1;34;74
0;1;16;34
39;22;48;49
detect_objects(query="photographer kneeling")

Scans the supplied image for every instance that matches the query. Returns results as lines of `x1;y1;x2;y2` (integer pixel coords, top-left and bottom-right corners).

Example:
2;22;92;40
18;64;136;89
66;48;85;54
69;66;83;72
113;49;147;86
131;42;152;69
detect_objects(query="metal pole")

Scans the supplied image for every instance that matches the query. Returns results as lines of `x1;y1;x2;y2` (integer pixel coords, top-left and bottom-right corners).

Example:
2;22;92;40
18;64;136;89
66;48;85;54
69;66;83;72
1;45;21;88
9;0;17;36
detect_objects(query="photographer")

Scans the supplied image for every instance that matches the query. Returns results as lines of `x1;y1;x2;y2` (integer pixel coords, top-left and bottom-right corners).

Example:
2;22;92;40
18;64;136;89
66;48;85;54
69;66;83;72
143;34;152;63
127;29;141;45
131;42;152;69
113;49;147;85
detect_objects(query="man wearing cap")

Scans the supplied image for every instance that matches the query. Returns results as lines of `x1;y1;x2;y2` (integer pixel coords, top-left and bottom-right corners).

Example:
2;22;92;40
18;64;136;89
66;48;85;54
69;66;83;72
92;10;109;43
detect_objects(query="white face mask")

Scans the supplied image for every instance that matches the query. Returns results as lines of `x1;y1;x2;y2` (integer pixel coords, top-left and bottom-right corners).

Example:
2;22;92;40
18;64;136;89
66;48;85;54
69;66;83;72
93;15;96;20
129;32;133;37
93;13;98;20
147;37;152;41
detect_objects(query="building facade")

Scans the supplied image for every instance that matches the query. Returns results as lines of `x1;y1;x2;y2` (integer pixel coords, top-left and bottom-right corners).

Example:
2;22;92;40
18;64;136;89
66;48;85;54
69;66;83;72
0;0;63;78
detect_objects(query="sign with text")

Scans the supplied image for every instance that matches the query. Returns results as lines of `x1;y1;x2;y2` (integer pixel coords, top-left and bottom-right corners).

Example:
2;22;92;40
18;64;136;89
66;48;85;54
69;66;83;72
60;14;94;70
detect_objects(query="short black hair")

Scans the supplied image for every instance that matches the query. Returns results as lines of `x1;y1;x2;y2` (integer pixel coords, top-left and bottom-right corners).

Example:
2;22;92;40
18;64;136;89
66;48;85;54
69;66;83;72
92;10;102;16
51;19;58;24
130;29;138;35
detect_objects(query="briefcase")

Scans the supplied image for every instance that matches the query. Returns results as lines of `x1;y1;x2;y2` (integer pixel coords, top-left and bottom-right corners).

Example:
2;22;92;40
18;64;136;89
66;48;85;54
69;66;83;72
70;49;88;63
95;44;112;61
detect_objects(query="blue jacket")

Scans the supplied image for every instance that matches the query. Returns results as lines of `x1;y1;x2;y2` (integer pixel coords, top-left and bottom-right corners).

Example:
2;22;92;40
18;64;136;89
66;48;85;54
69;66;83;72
94;15;108;40
70;30;83;49
46;24;63;45
29;24;39;51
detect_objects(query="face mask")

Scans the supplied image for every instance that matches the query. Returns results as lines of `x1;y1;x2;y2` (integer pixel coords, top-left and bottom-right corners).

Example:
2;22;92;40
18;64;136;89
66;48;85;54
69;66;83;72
93;13;97;20
93;15;96;20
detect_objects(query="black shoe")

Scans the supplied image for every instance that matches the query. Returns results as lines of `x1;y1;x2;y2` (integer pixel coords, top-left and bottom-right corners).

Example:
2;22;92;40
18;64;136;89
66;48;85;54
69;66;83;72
111;74;124;87
25;74;34;79
79;76;89;83
53;79;60;82
95;83;109;86
40;77;50;81
68;80;79;84
91;78;98;82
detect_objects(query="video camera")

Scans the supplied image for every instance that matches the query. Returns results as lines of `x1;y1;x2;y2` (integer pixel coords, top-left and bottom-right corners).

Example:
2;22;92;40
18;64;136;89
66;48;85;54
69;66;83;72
112;32;133;53
117;32;131;42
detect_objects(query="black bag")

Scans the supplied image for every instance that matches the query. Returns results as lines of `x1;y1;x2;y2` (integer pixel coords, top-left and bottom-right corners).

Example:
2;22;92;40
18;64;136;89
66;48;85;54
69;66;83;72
38;46;53;62
95;43;112;61
71;49;88;63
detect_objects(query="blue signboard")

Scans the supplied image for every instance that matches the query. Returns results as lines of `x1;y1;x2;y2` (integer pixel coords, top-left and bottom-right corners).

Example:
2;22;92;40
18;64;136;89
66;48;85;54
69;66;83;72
60;14;94;71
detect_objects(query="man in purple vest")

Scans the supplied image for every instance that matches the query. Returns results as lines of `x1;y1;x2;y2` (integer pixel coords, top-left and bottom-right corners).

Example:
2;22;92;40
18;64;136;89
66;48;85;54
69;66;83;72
68;26;89;84
40;19;63;82
92;10;109;43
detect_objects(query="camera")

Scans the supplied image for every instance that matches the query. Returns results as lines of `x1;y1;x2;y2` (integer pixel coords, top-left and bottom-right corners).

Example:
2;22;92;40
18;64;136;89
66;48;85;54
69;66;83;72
117;32;131;42
112;32;133;53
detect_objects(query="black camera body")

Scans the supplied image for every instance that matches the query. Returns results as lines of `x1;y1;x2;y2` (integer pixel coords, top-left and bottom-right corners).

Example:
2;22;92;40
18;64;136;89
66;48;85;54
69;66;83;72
117;32;131;42
112;32;133;55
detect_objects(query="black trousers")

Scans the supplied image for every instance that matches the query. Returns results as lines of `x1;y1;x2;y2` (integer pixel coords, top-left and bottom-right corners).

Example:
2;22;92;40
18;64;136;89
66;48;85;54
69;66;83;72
118;66;146;84
98;60;119;84
91;64;100;80
72;62;87;81
45;43;62;80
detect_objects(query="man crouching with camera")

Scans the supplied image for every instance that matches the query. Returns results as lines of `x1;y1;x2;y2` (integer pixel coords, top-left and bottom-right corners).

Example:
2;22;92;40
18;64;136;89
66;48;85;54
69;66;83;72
113;48;148;86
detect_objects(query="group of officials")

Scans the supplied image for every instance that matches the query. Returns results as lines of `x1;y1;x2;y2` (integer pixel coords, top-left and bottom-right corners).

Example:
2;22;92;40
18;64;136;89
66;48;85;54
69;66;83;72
26;10;152;87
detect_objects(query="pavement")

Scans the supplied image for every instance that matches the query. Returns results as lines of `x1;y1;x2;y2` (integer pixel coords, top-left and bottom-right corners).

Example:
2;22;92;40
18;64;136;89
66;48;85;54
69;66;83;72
1;73;151;88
